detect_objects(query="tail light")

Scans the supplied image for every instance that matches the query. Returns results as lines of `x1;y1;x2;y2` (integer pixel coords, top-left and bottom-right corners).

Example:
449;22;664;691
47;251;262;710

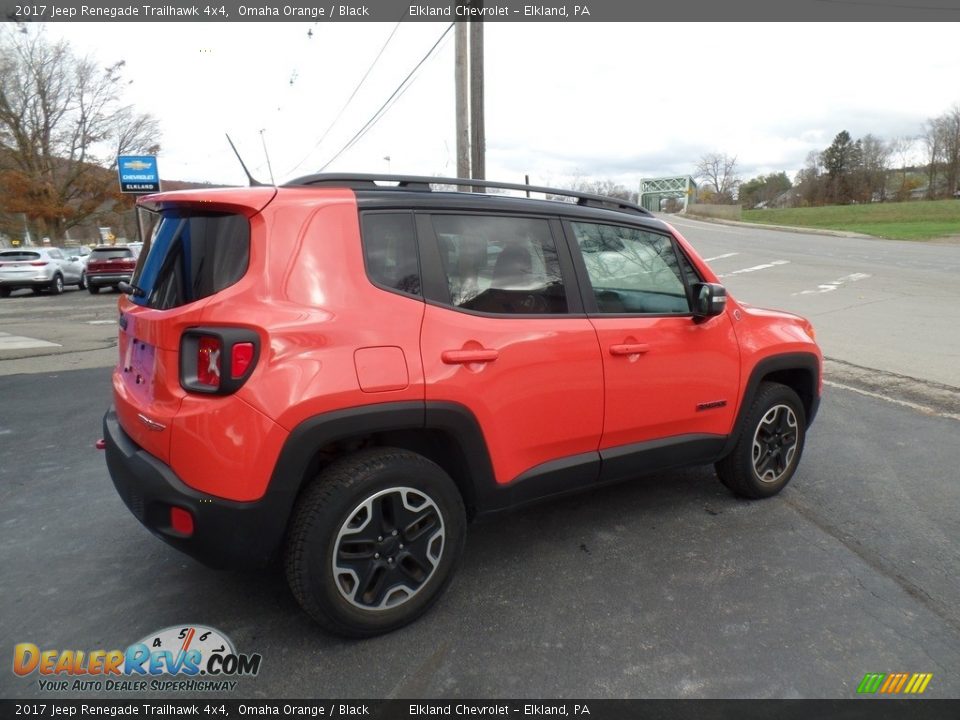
180;328;260;395
29;261;49;266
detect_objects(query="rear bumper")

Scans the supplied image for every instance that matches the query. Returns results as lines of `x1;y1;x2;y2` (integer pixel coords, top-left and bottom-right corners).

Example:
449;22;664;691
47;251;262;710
103;407;289;569
88;273;131;287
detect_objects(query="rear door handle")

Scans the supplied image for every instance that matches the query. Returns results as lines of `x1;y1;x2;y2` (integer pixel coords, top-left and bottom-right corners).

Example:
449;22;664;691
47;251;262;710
441;349;499;364
609;343;650;356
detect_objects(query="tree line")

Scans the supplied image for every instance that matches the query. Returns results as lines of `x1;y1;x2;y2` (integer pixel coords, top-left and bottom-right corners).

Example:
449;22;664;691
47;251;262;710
699;104;960;209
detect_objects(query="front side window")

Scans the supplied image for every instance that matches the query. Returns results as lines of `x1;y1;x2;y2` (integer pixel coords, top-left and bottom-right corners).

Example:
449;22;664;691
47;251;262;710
431;214;567;315
570;222;690;314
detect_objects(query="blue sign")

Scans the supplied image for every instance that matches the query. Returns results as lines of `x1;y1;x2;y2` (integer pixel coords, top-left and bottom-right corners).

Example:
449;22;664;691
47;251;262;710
118;155;160;193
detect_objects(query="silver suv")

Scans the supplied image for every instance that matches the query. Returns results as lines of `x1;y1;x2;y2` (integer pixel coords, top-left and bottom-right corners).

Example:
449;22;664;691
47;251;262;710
0;247;87;297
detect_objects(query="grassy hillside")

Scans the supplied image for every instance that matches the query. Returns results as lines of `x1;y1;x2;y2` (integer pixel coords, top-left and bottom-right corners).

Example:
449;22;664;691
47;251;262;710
741;200;960;241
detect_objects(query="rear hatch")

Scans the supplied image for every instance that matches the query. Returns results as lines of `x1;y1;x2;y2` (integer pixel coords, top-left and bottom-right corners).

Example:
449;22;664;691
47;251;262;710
113;189;274;462
0;250;46;280
87;247;138;276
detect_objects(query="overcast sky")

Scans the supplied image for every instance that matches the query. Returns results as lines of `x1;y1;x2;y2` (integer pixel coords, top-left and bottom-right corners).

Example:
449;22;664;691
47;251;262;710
42;22;960;189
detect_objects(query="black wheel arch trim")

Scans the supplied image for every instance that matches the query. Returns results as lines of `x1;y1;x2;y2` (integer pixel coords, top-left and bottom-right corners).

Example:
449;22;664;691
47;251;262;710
719;351;821;460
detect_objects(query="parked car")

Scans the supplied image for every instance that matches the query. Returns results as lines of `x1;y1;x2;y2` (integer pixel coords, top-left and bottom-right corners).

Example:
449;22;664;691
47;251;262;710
0;247;86;296
86;244;140;294
102;175;822;637
63;245;92;267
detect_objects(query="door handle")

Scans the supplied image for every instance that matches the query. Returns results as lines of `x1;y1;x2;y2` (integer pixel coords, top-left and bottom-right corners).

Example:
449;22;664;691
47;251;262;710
441;349;499;364
609;343;650;356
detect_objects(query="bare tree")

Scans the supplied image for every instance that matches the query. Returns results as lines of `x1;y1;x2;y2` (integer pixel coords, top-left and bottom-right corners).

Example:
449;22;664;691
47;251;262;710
695;152;740;203
0;26;160;242
889;135;917;200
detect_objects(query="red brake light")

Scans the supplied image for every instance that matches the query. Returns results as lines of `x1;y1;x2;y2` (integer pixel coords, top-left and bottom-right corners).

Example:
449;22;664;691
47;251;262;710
231;342;254;379
29;261;49;266
196;336;222;388
170;507;194;536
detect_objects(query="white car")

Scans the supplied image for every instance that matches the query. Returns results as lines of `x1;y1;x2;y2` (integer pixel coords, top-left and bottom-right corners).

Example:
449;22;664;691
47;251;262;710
0;247;87;297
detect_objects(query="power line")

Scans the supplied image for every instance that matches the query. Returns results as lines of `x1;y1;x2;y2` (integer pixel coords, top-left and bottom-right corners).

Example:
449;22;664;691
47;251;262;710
316;22;455;174
284;18;406;177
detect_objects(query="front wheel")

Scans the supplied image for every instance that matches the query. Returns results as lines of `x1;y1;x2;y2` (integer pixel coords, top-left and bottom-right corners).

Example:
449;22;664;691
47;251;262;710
285;448;466;637
88;284;100;294
77;272;86;290
715;382;807;499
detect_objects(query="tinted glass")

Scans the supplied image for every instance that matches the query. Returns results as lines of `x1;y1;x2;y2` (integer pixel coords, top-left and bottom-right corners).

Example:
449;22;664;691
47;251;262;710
431;215;567;315
132;212;250;310
571;222;689;314
1;252;41;261
91;248;134;260
360;212;421;296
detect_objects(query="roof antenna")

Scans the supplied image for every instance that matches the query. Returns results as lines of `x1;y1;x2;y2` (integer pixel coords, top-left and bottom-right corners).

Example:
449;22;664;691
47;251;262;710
225;134;266;187
259;129;277;186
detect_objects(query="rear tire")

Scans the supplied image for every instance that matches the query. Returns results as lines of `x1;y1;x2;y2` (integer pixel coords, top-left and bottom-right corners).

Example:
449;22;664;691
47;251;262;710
77;272;86;290
0;288;10;298
715;382;806;499
88;284;100;294
49;274;64;295
285;448;466;638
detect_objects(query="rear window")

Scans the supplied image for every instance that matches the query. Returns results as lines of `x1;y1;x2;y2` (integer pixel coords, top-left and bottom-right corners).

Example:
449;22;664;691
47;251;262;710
1;251;41;261
91;248;135;260
132;210;250;310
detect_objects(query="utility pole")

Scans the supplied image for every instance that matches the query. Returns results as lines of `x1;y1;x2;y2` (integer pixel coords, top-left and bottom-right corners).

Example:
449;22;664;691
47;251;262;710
454;17;485;191
455;22;470;191
469;18;485;190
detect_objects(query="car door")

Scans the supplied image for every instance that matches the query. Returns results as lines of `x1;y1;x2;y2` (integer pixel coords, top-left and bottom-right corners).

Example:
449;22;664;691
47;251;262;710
563;219;741;480
417;212;605;490
47;248;78;283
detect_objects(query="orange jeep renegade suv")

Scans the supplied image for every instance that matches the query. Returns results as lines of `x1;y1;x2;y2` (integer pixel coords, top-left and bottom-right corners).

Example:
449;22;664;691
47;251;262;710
103;175;822;637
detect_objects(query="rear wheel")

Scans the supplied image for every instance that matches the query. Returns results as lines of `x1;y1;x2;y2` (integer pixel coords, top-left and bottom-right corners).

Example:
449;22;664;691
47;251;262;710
88;284;100;294
285;448;466;638
715;382;806;499
0;288;10;298
49;274;64;295
77;272;86;290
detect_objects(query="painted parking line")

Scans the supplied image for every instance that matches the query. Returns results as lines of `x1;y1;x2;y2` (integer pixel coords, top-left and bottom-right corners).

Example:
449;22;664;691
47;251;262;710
0;332;61;350
793;272;871;296
717;260;790;278
703;252;739;262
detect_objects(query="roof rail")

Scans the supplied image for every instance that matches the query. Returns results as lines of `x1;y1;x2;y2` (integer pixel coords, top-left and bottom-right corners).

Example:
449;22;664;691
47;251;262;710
283;173;652;217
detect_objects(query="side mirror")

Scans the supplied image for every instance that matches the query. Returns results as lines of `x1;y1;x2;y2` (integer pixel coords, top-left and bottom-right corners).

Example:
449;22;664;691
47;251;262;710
69;256;79;262
692;282;727;320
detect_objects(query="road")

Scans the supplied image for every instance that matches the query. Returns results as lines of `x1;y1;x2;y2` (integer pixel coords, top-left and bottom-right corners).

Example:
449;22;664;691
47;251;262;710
1;368;958;699
664;215;960;389
1;223;959;699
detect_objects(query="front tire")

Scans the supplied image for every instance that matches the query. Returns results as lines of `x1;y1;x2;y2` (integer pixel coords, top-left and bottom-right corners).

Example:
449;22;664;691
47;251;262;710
716;382;806;499
88;284;100;294
0;288;10;298
77;272;86;290
285;448;466;638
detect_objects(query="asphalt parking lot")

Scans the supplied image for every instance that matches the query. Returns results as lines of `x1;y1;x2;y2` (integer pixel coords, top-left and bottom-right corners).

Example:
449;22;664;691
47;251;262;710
1;223;959;699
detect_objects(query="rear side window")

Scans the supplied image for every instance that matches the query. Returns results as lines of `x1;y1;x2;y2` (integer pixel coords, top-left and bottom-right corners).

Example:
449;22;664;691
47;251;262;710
132;211;250;310
431;214;567;315
360;212;421;296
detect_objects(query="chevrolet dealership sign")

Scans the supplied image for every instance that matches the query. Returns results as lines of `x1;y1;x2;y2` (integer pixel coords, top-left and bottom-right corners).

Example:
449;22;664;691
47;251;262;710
118;155;160;193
